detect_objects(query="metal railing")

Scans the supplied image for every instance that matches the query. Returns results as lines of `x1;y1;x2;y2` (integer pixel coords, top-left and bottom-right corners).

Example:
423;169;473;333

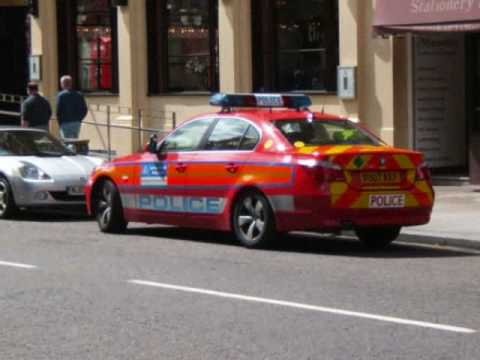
0;93;178;160
82;104;177;160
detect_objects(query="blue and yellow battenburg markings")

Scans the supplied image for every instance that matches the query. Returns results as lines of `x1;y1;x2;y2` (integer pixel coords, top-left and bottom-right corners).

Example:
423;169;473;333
122;194;226;215
141;163;168;187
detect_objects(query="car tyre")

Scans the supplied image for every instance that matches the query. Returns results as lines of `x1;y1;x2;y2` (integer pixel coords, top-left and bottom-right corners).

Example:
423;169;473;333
95;180;127;233
232;190;276;248
355;226;401;249
0;176;18;219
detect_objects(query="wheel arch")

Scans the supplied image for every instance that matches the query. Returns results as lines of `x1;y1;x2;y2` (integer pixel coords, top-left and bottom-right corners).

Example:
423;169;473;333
90;175;118;216
0;172;17;203
228;185;277;231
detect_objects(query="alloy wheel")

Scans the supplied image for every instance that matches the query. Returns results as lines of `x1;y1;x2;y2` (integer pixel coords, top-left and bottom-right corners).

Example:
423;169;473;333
97;183;113;229
236;195;266;243
0;181;7;216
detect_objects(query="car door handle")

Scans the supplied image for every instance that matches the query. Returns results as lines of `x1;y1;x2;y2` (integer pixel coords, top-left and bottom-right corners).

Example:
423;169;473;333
175;163;187;173
225;163;238;174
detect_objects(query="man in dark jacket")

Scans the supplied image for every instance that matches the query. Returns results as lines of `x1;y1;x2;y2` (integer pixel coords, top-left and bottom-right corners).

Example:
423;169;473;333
21;82;52;131
56;75;88;139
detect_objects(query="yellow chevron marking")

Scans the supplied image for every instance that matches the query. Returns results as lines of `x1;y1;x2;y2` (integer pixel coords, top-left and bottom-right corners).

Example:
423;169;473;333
329;182;349;205
297;147;316;154
393;155;415;169
406;170;416;184
415;181;434;203
324;146;353;155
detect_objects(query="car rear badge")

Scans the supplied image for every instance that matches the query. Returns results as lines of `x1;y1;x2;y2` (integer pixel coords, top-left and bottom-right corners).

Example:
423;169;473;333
379;157;386;167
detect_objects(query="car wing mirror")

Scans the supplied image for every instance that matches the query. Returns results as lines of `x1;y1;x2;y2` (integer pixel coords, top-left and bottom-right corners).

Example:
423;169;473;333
146;134;158;153
156;140;169;160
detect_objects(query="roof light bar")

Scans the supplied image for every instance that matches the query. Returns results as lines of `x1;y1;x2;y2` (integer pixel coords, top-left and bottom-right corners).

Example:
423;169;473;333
209;93;312;110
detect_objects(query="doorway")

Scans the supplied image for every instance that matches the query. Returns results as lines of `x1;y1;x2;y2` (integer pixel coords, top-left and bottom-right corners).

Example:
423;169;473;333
467;34;480;184
0;5;29;125
412;34;469;179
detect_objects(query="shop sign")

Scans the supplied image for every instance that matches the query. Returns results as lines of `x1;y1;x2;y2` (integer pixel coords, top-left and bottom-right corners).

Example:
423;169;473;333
374;0;480;34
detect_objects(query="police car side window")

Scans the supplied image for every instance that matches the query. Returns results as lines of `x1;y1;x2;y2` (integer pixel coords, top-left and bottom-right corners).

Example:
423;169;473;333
205;118;251;151
239;126;260;151
163;118;214;152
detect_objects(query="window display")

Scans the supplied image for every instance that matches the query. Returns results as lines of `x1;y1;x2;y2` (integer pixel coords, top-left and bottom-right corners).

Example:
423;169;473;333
253;0;339;93
147;0;219;93
76;0;113;92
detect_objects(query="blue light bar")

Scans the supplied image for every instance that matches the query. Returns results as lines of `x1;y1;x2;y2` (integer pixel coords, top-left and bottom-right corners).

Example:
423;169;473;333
209;93;312;110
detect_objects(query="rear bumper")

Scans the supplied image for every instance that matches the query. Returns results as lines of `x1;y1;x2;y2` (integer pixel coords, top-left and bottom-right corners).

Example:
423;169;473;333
275;207;432;232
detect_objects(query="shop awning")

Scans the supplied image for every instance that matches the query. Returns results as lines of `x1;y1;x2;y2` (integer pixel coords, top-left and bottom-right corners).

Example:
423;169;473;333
374;0;480;35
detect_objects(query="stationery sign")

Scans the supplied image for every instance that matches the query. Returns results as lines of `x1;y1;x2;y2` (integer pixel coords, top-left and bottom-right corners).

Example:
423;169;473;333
29;55;41;81
413;34;466;168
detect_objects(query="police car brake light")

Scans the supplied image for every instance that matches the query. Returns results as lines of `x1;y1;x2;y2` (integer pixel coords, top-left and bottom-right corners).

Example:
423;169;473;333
209;93;312;110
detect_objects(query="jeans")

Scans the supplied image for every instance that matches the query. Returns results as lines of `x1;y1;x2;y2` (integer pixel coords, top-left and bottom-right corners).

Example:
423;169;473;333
60;121;82;139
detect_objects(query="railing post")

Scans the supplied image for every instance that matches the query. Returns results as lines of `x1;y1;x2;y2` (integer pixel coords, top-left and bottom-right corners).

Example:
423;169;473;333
172;112;177;129
107;105;112;161
137;109;143;152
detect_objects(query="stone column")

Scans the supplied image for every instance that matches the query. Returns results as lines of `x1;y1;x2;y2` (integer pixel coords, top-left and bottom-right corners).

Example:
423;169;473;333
218;0;252;93
116;1;148;151
30;0;59;134
358;0;395;145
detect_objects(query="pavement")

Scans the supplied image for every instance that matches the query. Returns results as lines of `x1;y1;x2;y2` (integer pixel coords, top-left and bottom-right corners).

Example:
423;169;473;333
401;185;480;250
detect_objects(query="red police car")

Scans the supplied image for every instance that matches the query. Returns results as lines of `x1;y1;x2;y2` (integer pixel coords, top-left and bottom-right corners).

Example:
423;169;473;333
85;94;434;249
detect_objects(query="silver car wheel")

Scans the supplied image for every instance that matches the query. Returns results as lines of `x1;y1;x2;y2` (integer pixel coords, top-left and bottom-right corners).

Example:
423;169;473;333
0;181;7;215
0;177;17;219
237;195;266;243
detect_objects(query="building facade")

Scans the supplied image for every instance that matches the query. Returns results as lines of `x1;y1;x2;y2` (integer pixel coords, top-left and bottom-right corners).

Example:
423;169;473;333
2;0;397;163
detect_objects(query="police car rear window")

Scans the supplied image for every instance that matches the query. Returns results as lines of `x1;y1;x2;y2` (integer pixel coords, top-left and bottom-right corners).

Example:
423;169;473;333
274;119;380;147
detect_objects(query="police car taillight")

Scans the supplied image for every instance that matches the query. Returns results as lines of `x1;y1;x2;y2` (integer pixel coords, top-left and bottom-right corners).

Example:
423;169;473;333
325;167;346;182
415;162;431;183
299;159;345;183
209;93;312;110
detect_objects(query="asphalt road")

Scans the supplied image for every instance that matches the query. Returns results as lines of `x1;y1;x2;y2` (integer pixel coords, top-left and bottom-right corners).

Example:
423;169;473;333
1;210;479;360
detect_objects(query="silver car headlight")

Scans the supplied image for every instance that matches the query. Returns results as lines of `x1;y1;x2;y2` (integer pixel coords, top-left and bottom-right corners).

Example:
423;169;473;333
19;162;52;181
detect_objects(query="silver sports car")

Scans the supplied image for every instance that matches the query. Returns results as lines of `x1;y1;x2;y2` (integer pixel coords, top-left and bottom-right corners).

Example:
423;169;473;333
0;127;103;218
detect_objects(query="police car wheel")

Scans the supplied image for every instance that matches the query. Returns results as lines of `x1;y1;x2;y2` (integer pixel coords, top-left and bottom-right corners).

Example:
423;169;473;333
233;190;276;248
355;226;401;249
96;180;127;233
0;176;18;219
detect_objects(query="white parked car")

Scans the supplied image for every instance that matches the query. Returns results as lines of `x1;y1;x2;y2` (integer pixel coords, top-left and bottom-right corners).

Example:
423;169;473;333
0;127;103;218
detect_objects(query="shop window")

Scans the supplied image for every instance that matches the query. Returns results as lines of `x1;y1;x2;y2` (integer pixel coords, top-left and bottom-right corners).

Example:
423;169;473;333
57;0;118;93
146;0;219;94
252;0;339;93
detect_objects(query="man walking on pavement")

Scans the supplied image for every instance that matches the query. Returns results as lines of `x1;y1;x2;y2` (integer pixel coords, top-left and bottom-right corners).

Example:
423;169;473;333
56;75;88;139
21;82;52;131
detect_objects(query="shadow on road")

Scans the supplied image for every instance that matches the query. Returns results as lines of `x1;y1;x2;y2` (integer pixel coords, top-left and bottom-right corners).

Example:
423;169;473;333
124;226;478;259
6;208;92;222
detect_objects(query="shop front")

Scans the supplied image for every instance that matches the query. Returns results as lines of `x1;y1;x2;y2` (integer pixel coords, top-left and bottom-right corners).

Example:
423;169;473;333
0;0;29;124
374;0;480;184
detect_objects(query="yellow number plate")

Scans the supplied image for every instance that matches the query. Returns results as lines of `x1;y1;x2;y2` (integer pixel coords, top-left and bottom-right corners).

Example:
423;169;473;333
360;172;401;185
